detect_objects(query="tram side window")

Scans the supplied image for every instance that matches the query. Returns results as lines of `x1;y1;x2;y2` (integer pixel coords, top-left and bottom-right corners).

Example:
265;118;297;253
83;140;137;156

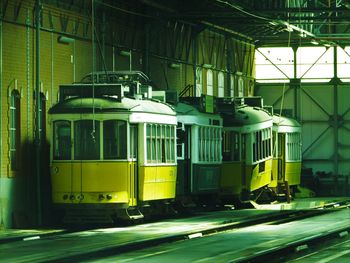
272;131;278;158
222;131;239;162
165;125;176;162
103;120;127;159
53;121;71;160
287;132;301;161
232;131;240;161
253;128;272;163
74;120;100;160
146;124;176;164
176;123;185;159
223;131;231;161
157;125;163;163
214;128;222;161
129;125;137;159
198;127;203;161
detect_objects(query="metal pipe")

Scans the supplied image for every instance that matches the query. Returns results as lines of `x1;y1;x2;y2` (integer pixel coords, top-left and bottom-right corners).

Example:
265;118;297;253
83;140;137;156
73;36;76;82
112;45;115;71
0;0;3;227
35;0;42;226
26;9;30;137
51;32;54;105
226;36;232;97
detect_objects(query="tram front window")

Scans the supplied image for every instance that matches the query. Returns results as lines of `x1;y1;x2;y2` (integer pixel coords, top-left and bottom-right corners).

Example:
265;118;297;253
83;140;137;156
74;120;100;160
103;120;127;159
53;121;71;160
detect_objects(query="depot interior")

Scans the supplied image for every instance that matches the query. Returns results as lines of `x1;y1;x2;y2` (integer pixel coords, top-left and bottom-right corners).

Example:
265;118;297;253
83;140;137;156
1;0;350;229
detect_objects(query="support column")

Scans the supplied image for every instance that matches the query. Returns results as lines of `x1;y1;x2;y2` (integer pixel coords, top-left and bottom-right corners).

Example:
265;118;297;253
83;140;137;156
333;46;339;177
292;46;300;120
35;0;42;226
0;2;3;227
192;29;199;97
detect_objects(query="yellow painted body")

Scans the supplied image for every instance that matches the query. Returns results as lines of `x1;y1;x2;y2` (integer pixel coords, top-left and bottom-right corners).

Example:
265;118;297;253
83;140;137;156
270;159;301;187
249;159;272;191
270;159;279;188
285;162;301;186
221;159;272;195
51;162;177;205
51;161;137;206
138;166;177;201
221;162;243;195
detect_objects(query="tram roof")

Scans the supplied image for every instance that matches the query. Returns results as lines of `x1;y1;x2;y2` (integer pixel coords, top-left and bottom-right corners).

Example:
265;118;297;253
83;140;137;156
273;114;301;132
49;96;175;115
222;105;272;127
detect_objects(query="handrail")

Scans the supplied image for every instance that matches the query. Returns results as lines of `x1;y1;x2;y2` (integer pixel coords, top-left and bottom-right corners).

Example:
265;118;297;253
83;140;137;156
179;84;195;98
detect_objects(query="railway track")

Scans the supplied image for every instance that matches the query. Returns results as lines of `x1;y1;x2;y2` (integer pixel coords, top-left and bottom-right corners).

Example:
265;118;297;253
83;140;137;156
0;200;349;262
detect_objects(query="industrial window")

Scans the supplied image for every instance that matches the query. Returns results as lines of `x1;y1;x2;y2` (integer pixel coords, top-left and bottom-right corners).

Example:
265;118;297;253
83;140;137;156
296;47;333;82
196;68;202;97
230;75;234;97
255;47;333;83
198;126;221;162
238;76;244;97
338;46;350;82
286;132;301;161
255;47;293;82
10;90;20;171
252;128;272;163
103;120;127;160
146;124;175;164
206;69;213;96
222;131;240;162
53;121;71;160
74;120;100;160
218;72;224;98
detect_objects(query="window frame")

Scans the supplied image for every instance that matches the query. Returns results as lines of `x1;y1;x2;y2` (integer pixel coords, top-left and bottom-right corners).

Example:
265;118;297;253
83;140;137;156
206;69;213;96
218;72;225;98
146;123;176;165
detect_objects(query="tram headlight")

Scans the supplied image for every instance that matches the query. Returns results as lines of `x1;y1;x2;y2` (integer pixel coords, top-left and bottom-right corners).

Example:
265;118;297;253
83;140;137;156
98;194;105;201
106;194;112;200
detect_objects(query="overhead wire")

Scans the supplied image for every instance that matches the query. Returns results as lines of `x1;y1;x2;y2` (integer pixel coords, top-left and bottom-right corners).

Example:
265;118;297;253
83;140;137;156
215;0;272;21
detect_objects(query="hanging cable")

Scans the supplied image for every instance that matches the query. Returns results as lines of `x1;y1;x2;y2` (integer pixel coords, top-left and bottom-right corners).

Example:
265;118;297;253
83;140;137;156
272;13;293;158
91;0;96;140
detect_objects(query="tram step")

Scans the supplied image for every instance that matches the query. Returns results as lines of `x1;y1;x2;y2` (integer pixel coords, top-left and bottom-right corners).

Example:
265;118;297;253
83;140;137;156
125;208;144;220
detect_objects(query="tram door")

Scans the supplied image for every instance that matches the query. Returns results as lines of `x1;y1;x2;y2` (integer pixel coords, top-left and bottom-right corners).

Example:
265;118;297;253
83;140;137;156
129;124;138;206
277;134;286;181
241;133;247;189
185;125;191;194
175;123;190;196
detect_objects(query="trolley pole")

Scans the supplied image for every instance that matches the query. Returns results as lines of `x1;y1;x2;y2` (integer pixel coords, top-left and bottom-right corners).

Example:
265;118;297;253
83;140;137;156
35;0;42;226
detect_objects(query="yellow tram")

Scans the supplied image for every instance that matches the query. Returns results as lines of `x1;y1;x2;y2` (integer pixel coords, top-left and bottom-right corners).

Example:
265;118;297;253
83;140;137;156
219;99;273;202
270;115;302;200
49;82;177;222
